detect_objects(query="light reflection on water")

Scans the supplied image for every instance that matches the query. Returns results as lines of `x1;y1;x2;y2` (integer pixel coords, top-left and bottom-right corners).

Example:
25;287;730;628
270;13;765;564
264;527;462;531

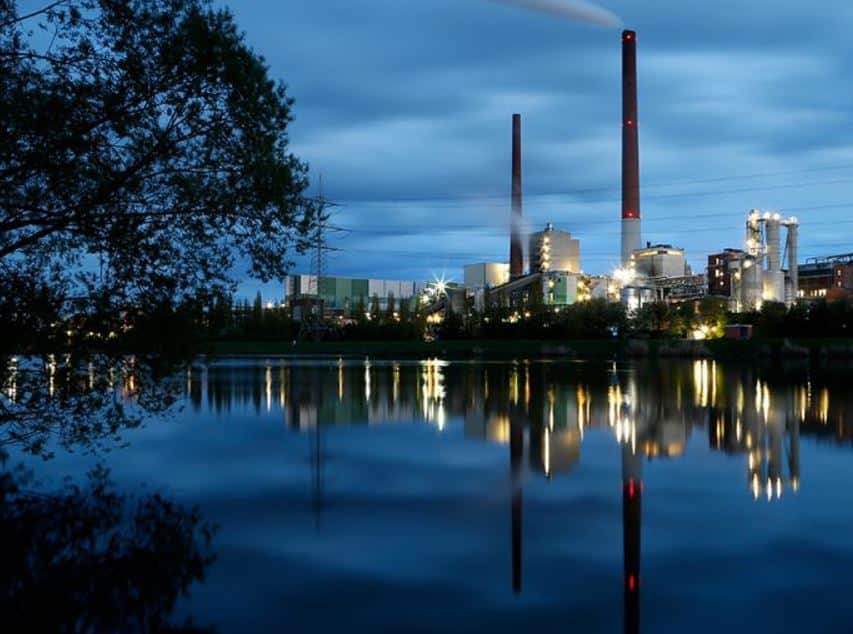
172;358;853;631
16;357;853;632
186;358;846;503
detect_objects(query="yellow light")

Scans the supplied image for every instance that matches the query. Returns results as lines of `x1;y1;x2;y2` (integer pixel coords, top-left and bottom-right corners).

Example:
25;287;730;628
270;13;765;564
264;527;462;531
265;365;272;412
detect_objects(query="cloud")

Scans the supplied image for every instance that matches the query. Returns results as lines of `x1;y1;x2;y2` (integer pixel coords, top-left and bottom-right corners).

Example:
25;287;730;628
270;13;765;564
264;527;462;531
488;0;621;28
225;0;853;295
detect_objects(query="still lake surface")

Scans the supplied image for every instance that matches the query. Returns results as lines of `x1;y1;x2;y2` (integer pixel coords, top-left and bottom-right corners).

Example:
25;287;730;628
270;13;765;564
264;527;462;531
18;357;853;632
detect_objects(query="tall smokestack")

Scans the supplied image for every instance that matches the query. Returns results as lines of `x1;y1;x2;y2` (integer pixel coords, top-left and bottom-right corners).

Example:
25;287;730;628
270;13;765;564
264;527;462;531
510;113;524;278
621;29;641;266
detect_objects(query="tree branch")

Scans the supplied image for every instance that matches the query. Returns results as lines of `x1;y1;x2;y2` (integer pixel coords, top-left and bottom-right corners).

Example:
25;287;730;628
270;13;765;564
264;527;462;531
0;0;72;29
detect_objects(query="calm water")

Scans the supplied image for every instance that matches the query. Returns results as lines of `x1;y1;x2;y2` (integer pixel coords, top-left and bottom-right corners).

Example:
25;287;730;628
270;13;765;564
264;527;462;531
17;358;853;632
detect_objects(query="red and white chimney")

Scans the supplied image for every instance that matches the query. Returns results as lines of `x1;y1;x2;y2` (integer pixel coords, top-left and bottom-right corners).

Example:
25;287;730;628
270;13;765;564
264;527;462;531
621;30;641;266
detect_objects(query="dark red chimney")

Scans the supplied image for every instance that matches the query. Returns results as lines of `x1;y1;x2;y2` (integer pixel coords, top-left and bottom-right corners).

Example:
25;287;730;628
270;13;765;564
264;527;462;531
510;113;523;278
621;30;641;266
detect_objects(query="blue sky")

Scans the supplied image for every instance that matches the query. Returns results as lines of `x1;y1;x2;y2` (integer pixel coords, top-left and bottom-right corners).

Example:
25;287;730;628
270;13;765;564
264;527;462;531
228;0;853;300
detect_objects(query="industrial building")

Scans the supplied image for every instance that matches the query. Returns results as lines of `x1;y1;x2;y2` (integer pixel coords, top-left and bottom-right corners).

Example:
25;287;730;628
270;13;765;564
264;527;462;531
475;115;586;311
707;248;746;297
632;243;688;278
581;275;617;302
464;263;509;290
707;211;799;311
618;243;704;309
620;285;656;313
798;253;853;300
284;274;425;316
542;271;579;305
746;210;799;306
528;224;580;274
487;270;580;309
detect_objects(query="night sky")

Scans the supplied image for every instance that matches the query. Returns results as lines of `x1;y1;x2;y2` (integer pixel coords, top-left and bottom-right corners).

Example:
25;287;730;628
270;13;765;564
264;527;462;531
228;0;853;300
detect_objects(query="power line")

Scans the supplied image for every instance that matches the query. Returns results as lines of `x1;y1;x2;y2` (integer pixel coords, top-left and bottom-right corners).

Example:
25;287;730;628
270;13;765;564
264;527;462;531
328;171;853;209
328;216;853;241
330;199;853;235
328;239;853;262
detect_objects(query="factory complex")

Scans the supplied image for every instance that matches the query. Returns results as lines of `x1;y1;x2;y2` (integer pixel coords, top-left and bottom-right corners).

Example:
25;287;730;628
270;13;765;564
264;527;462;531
284;29;851;321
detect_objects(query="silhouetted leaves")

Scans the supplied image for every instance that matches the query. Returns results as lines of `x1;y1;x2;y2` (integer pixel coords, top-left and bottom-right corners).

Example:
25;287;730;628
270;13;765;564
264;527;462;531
0;460;217;631
1;0;317;351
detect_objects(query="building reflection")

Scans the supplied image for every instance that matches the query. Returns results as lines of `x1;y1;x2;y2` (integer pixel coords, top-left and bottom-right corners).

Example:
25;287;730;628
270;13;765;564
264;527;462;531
185;357;853;632
187;358;853;498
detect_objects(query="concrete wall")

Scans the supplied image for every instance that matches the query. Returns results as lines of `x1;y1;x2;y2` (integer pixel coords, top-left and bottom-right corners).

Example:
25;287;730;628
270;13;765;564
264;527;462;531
633;247;687;278
464;263;510;289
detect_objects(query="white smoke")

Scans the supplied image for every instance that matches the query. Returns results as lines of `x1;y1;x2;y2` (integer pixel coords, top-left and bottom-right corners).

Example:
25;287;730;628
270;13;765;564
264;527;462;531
490;0;622;28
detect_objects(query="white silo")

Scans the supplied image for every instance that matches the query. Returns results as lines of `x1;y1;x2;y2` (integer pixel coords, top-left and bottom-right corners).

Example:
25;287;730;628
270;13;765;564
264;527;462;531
763;213;785;303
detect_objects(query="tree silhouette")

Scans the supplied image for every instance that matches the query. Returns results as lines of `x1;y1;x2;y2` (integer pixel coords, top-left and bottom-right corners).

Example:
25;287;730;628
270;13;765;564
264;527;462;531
0;460;217;631
1;0;318;348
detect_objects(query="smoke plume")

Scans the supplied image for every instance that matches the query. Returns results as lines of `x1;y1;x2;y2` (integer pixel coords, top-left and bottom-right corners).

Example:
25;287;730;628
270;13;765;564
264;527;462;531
490;0;622;28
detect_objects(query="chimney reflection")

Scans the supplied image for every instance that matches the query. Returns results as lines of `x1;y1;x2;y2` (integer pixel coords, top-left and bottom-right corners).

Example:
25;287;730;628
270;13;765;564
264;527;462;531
182;359;851;495
622;444;642;634
510;408;524;594
176;356;853;626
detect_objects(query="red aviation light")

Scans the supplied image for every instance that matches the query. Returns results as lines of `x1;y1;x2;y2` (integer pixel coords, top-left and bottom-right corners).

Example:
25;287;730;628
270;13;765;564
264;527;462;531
628;574;637;591
625;479;644;497
626;119;634;126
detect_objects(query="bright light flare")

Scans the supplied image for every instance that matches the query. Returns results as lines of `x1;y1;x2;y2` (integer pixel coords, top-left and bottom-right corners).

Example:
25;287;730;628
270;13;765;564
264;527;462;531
613;267;635;286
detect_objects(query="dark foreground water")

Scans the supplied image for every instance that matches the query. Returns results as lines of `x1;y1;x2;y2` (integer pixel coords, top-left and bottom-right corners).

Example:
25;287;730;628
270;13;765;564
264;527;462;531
13;358;853;632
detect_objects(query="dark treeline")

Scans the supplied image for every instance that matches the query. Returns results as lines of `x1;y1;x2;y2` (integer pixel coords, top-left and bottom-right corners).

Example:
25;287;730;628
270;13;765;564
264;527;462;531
89;293;853;345
11;291;851;352
731;299;853;338
628;297;853;340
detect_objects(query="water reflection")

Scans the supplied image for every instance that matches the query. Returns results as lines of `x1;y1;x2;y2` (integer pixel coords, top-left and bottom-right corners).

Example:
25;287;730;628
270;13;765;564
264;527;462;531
0;463;216;630
188;358;852;491
187;357;853;631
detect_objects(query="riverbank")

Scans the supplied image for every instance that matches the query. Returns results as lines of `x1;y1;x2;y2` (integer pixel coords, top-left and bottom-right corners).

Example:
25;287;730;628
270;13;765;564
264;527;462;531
206;337;853;361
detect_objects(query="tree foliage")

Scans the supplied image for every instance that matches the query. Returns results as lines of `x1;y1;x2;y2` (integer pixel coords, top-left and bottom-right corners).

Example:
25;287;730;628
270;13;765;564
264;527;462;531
1;0;316;333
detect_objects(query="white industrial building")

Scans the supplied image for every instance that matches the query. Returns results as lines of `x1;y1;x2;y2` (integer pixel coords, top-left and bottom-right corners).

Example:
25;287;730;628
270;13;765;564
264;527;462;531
463;263;510;290
717;210;800;311
632;244;689;278
528;224;580;274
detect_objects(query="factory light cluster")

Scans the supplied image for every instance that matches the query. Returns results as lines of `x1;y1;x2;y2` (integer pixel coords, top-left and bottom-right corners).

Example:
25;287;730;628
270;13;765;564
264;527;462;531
282;28;850;323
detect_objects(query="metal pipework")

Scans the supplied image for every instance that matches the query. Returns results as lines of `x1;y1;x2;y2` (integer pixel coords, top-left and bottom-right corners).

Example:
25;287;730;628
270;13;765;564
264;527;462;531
766;214;782;272
786;221;799;303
